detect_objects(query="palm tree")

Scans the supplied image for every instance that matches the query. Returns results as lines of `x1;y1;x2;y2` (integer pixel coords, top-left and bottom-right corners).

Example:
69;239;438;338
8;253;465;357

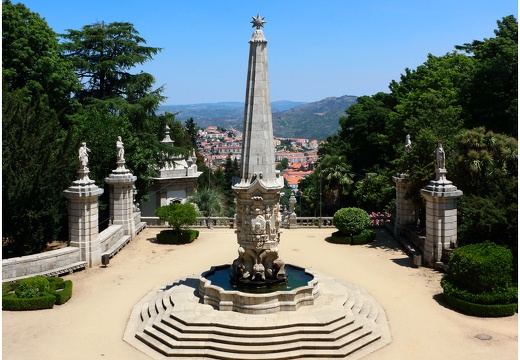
188;187;226;217
318;155;354;212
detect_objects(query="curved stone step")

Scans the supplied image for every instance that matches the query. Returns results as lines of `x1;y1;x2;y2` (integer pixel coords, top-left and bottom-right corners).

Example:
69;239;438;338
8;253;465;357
148;317;362;345
124;271;392;360
136;328;382;360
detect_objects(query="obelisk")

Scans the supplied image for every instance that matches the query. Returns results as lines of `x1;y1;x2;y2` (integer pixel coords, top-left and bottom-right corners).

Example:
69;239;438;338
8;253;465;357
231;15;286;285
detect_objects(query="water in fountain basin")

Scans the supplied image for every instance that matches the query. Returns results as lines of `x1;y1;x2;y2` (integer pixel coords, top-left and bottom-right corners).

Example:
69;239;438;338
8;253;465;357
204;264;314;294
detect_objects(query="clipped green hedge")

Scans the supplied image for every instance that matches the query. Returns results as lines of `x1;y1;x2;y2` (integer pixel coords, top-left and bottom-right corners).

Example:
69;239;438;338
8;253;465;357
3;292;56;311
441;278;517;305
441;242;517;317
2;276;73;311
333;207;371;236
156;229;199;244
445;241;514;293
330;229;376;245
443;292;517;317
46;277;73;305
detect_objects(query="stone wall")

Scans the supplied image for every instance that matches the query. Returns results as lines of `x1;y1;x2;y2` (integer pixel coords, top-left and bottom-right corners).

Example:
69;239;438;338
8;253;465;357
2;247;84;281
2;218;145;282
99;225;125;253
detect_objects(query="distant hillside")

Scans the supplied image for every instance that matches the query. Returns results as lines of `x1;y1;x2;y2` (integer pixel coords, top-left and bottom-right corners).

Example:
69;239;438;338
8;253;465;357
159;96;357;140
272;96;357;140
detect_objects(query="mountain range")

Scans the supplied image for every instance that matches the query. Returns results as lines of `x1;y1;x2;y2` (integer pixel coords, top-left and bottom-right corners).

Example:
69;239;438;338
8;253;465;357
158;95;358;140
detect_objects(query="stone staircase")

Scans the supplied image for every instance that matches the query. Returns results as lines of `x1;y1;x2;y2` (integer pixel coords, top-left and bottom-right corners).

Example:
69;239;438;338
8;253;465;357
124;272;391;359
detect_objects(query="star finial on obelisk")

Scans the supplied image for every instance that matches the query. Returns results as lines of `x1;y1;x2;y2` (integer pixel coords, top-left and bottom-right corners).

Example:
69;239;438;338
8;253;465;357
251;14;266;29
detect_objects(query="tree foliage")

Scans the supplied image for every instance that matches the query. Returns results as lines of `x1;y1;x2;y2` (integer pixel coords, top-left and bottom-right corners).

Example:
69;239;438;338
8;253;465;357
188;187;226;217
61;22;192;204
155;203;198;232
2;89;76;257
2;0;79;127
60;21;162;107
456;15;518;136
332;207;371;236
2;1;79;256
2;7;196;256
317;15;517;247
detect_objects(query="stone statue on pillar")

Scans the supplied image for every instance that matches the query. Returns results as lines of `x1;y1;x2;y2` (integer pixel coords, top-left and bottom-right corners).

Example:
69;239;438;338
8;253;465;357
117;136;125;162
116;136;126;171
404;134;412;152
435;141;445;170
76;142;94;184
434;141;448;182
79;142;90;170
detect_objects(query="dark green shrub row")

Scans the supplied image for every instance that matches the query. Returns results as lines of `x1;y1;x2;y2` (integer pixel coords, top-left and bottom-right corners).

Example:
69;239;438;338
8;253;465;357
156;229;200;244
3;292;56;311
441;278;517;305
330;229;376;245
2;276;73;310
443;292;517;317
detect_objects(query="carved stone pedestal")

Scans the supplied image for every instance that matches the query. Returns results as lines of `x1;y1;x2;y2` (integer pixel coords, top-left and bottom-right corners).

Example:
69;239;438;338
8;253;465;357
420;168;462;267
64;168;104;267
105;161;137;239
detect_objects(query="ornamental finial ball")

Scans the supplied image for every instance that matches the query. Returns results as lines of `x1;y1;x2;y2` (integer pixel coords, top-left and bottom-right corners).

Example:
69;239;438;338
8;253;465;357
251;14;266;29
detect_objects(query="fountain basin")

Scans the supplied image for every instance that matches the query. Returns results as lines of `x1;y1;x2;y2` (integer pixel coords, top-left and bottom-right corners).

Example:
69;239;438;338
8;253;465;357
199;264;319;314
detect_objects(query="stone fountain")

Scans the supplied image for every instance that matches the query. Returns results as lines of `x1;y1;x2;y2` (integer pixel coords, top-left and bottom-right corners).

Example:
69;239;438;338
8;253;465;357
124;15;391;359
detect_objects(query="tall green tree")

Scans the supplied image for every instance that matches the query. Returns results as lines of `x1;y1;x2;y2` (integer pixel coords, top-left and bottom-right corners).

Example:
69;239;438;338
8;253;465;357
329;92;396;174
188;187;226;217
184;117;199;146
2;1;79;256
2;89;77;257
452;128;517;247
60;21;163;110
318;155;354;214
61;21;191;203
456;15;518;136
2;0;79;127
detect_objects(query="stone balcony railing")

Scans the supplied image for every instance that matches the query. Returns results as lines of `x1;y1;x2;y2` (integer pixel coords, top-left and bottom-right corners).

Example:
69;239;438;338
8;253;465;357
142;216;335;229
142;214;393;230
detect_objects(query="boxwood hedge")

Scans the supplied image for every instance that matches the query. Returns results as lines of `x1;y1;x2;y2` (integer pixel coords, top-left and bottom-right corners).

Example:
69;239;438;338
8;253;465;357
2;276;73;310
333;207;371;236
156;229;199;244
330;229;376;245
441;241;517;317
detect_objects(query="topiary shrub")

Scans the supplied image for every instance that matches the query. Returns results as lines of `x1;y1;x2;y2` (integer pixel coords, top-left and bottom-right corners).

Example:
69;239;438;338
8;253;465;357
333;207;371;236
441;241;517;317
155;202;198;233
2;276;73;310
156;229;199;245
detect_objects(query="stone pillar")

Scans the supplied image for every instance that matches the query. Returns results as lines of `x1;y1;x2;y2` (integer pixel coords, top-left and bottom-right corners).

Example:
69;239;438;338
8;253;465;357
231;16;286;284
392;173;415;237
105;158;137;239
64;161;104;267
420;141;462;267
288;191;298;229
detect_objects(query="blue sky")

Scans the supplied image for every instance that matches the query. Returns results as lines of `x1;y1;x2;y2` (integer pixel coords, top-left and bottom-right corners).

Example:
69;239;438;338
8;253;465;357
18;0;518;105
